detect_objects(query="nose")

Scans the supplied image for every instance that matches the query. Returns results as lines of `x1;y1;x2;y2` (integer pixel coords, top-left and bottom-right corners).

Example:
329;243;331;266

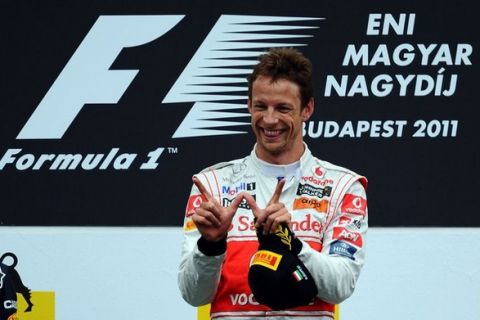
263;107;278;125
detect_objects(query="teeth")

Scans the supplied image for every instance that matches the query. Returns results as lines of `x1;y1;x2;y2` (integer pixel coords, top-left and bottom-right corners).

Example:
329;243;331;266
265;129;281;135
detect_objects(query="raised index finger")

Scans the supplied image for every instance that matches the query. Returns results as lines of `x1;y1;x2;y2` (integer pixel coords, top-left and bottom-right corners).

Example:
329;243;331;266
192;176;213;201
267;179;285;206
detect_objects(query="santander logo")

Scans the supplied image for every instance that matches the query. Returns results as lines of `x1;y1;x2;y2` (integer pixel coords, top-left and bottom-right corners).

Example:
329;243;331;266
232;214;323;233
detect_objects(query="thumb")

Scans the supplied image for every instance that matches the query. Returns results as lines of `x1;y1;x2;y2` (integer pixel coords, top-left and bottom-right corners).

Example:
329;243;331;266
228;192;245;211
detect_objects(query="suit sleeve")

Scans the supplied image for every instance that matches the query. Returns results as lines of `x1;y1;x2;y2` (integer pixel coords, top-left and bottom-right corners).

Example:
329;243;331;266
297;180;368;304
177;182;225;307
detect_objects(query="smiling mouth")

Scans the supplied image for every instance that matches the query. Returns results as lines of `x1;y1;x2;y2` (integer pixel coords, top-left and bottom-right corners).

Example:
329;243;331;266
261;128;285;138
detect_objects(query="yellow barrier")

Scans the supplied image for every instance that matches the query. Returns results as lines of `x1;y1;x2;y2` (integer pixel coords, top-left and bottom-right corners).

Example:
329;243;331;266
17;291;55;320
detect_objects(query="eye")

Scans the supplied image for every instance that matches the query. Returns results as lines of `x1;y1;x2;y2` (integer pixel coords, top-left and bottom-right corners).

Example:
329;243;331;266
277;105;292;113
253;103;267;111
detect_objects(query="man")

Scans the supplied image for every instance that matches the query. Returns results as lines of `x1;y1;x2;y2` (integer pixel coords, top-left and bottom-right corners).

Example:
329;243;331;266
178;48;368;319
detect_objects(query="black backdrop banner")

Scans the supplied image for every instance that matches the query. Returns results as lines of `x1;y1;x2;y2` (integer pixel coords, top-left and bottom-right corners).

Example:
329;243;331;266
1;0;477;226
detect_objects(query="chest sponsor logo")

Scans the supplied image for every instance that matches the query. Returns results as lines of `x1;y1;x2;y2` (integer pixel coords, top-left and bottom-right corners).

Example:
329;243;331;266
296;183;332;198
329;240;357;260
313;166;325;178
300;176;334;186
333;226;363;247
185;194;203;217
290;213;324;233
250;250;282;271
230;293;260;306
341;194;367;216
293;197;329;213
223;196;254;210
222;182;255;195
235;213;322;233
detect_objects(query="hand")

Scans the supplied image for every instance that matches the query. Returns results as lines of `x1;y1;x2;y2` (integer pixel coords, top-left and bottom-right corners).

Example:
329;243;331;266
243;179;291;235
191;176;243;242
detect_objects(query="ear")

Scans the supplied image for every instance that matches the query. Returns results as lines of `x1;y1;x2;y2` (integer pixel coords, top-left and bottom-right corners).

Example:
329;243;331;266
247;98;253;114
301;98;314;121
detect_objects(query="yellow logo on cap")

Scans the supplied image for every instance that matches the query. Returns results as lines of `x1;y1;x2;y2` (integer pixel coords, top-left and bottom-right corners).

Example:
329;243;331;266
251;250;282;271
274;225;292;251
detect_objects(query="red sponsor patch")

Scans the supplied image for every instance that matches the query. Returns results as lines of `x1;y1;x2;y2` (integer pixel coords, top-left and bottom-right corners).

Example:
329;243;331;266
333;226;363;247
185;194;204;217
338;216;352;225
341;194;367;216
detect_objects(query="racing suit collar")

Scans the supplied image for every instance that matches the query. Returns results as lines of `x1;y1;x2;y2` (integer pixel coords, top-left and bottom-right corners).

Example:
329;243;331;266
250;143;312;181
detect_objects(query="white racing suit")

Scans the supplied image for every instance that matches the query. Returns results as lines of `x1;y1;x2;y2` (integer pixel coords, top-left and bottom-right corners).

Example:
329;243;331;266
178;145;368;320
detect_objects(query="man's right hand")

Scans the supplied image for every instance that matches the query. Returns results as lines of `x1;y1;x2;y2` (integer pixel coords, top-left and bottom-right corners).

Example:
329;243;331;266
192;176;243;242
243;179;291;235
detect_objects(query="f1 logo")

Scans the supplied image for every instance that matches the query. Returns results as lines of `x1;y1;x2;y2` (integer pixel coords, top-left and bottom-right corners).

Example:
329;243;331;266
17;15;184;139
17;14;320;140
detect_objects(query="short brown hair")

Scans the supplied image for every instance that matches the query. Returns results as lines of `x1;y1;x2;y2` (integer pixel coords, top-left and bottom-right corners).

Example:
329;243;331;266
248;47;313;108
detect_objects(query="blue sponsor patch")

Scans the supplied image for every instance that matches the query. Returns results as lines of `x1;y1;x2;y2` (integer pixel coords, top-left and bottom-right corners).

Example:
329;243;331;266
329;240;357;260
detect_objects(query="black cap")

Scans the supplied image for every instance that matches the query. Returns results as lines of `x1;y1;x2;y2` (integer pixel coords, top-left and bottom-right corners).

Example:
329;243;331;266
248;223;318;310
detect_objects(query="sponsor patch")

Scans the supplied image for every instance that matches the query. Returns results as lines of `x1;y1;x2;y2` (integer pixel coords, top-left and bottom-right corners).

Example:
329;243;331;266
300;176;334;186
250;250;282;271
341;194;367;216
333;226;363;247
293;197;329;213
290;213;324;233
313;166;325;178
185;194;203;217
338;215;362;229
184;219;197;231
223;196;254;209
329;240;357;260
338;216;352;225
221;182;255;195
296;183;332;198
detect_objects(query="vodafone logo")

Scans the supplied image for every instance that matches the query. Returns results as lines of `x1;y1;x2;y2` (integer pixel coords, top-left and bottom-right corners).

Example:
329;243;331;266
185;194;203;217
300;176;333;186
341;194;367;216
313;166;325;178
230;293;260;306
352;197;362;208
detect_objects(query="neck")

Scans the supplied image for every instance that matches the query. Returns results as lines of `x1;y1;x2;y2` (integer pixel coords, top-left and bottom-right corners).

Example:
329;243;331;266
254;143;305;165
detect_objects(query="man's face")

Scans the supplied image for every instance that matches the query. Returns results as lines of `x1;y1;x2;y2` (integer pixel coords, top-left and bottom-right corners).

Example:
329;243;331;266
248;76;314;164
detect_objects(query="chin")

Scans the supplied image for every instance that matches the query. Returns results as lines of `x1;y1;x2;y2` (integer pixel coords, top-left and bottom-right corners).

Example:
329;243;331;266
261;143;286;156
